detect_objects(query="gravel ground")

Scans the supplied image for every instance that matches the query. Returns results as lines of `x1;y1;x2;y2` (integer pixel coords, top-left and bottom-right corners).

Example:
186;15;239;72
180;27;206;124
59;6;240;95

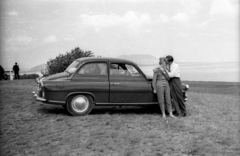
0;79;239;156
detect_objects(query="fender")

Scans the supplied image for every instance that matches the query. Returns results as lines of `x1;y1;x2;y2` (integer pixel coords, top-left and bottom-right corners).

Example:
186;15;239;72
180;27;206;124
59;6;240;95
66;92;96;103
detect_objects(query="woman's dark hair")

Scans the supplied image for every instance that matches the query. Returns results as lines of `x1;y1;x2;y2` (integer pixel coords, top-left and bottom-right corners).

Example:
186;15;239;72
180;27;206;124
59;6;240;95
166;55;174;62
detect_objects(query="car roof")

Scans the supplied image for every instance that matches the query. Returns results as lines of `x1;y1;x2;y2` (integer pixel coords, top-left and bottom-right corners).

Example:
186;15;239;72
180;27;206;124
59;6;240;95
76;57;137;65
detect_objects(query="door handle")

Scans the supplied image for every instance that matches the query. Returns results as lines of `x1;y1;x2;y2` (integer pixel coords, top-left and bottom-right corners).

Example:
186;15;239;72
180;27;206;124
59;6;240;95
111;82;120;85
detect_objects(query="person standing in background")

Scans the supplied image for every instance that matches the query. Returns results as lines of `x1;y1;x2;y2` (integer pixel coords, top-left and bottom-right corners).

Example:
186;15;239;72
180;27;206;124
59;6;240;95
0;65;4;80
13;62;20;79
165;55;187;117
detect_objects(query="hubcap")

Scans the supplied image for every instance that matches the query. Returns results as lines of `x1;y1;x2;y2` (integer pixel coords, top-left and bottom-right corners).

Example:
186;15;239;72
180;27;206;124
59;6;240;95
71;96;89;113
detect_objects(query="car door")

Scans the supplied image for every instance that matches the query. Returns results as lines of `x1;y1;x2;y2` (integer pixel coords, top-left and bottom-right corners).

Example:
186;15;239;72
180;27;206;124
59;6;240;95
109;62;155;104
69;62;109;103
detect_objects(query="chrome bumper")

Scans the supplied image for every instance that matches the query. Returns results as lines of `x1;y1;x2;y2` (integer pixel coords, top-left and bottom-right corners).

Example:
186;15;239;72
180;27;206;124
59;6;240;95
32;91;46;102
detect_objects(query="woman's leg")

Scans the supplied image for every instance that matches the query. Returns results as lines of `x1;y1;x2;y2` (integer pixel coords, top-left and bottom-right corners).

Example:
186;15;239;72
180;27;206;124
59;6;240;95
156;83;166;118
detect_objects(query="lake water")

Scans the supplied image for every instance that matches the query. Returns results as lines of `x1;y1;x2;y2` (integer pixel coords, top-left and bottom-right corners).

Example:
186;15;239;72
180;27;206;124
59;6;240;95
139;62;239;82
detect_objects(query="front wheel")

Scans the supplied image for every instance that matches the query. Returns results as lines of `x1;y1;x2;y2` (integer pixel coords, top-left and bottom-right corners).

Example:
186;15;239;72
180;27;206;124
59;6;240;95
66;95;93;116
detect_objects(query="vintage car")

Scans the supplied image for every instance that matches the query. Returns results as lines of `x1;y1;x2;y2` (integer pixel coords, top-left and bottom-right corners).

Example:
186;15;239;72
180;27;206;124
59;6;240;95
33;57;189;116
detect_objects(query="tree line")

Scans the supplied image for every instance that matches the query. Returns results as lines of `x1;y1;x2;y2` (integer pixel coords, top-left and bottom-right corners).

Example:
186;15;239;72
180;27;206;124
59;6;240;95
44;47;94;76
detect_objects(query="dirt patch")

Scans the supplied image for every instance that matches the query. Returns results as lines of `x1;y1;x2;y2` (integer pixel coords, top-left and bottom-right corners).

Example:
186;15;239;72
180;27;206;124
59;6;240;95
0;80;239;155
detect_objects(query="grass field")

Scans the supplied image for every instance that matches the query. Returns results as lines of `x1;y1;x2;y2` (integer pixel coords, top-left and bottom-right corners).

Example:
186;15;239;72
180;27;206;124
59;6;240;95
0;80;239;156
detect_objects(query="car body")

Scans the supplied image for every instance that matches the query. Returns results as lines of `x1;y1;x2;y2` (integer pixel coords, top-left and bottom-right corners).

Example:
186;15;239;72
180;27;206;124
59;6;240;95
33;57;189;116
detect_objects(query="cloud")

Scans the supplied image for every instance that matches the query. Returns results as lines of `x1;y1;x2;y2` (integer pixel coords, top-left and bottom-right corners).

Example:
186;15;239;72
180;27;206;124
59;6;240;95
80;14;121;27
172;13;189;23
172;0;201;23
159;0;201;24
7;36;32;44
200;19;214;28
6;11;18;16
159;14;170;23
178;32;190;37
3;36;33;55
123;11;150;28
79;11;150;29
43;35;58;43
16;36;32;43
158;13;189;23
64;37;75;41
181;0;202;15
210;0;239;17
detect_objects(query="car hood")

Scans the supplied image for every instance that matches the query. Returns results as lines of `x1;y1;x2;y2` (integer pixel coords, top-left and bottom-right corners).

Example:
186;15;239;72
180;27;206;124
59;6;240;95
43;72;70;81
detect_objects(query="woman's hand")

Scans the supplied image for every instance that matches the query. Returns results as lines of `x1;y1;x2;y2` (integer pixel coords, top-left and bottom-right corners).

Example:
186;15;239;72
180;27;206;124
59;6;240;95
159;65;164;71
159;66;166;74
153;89;157;94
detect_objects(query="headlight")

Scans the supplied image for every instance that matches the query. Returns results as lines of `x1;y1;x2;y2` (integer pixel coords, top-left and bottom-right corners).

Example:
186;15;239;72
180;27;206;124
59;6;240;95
42;91;45;98
185;84;189;91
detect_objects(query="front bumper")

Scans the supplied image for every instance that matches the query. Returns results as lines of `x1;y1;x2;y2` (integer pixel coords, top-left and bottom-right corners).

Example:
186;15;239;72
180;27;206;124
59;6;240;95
32;91;46;102
32;91;65;105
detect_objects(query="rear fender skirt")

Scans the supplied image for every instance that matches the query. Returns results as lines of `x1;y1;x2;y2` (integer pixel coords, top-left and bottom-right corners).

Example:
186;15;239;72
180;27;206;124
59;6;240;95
66;92;96;103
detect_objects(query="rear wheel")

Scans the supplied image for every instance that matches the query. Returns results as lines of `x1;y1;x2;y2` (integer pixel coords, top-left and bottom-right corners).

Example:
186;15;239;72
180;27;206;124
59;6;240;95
66;95;93;116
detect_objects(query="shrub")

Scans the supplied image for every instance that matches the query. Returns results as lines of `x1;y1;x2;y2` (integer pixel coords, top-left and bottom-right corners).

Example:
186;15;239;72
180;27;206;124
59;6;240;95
20;74;39;79
46;47;94;75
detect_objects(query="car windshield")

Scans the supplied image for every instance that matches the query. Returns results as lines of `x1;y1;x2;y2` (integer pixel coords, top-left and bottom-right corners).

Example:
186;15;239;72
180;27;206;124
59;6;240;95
65;61;81;74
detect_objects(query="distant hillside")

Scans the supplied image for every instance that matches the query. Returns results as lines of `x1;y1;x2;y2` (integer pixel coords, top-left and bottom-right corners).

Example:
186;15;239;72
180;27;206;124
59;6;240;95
118;54;158;65
20;68;31;72
29;64;46;72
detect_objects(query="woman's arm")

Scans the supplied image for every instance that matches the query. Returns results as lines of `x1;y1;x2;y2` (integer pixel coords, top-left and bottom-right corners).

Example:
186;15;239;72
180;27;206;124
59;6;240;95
152;72;157;93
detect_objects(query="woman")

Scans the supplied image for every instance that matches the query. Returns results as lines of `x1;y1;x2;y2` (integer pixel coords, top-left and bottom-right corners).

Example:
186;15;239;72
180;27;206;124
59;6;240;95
152;57;176;118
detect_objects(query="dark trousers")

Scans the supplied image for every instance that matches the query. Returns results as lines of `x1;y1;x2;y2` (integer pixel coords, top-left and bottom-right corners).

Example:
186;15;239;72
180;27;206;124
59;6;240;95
169;77;186;116
14;72;20;79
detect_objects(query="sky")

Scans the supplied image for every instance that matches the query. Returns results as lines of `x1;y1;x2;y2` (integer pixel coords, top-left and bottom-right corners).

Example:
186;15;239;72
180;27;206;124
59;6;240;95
0;0;239;70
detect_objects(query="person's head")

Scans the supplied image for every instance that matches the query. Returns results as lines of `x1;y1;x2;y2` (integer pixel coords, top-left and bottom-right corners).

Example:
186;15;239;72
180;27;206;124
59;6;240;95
159;57;166;65
165;55;174;64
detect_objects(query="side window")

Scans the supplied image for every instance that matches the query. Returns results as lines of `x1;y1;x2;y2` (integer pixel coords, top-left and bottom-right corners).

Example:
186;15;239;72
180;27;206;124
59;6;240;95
110;63;141;77
78;63;107;75
125;64;141;76
110;64;125;76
